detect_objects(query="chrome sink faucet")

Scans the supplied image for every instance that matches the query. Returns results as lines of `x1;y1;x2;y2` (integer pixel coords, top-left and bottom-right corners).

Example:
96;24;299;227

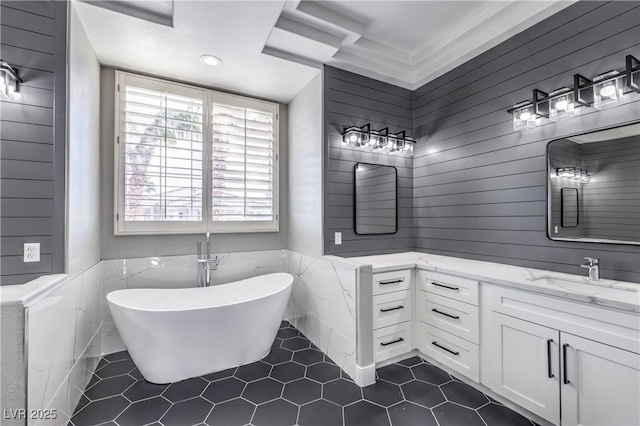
197;232;219;287
581;257;600;281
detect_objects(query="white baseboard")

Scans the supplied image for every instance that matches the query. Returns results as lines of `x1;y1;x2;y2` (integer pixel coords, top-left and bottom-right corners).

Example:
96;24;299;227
354;363;375;387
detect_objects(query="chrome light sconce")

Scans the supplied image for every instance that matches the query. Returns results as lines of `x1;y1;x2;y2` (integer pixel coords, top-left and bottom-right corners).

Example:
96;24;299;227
0;59;23;101
509;54;639;131
341;123;415;156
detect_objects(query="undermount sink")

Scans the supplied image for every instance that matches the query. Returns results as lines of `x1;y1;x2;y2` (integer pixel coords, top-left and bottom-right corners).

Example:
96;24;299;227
527;275;638;292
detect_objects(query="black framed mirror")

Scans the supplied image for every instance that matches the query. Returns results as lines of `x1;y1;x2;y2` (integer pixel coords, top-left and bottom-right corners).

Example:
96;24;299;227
354;163;397;235
547;122;640;244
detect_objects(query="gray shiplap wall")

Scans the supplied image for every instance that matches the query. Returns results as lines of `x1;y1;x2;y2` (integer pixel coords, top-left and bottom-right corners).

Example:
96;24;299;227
324;66;413;256
0;1;66;285
412;1;640;282
580;135;640;242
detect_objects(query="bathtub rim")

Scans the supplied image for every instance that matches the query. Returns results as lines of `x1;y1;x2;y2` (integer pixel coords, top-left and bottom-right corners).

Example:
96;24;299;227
106;272;293;312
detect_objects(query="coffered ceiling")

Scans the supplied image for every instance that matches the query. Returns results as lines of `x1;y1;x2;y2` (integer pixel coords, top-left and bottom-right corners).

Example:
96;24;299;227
74;0;574;102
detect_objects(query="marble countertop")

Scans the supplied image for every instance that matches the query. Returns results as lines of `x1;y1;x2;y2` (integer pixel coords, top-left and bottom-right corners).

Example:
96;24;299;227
0;274;69;306
340;252;640;314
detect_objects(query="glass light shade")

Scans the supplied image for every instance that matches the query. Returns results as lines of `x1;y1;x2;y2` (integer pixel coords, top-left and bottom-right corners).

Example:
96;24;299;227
579;169;590;183
513;104;537;131
549;90;575;122
342;126;367;146
593;73;624;110
0;70;17;101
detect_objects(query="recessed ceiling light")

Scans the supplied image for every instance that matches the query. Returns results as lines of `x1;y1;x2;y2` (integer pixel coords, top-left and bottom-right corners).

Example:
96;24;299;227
200;55;222;66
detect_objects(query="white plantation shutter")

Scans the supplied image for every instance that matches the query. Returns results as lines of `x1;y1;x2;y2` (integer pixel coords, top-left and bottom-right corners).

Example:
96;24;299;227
211;96;277;229
114;72;278;234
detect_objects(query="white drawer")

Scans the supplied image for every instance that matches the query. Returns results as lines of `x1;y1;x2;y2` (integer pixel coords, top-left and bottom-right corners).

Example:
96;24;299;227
418;292;479;344
418;269;478;305
373;290;412;330
373;322;413;362
373;269;412;296
418;321;479;382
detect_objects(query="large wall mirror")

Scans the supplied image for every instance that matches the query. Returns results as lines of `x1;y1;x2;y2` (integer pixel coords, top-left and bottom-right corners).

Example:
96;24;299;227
547;122;640;245
354;163;397;235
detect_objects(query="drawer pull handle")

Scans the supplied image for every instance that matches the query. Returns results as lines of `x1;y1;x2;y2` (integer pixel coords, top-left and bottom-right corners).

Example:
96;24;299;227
380;337;404;347
432;341;459;356
380;279;404;285
547;339;555;379
431;282;459;291
431;308;460;319
380;305;404;313
563;343;570;385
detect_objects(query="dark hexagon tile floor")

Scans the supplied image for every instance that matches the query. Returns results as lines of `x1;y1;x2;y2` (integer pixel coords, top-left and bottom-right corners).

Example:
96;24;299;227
69;321;537;426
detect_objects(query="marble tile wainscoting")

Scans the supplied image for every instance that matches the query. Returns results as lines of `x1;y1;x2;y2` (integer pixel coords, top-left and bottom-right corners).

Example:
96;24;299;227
285;252;358;380
17;249;362;425
26;262;103;426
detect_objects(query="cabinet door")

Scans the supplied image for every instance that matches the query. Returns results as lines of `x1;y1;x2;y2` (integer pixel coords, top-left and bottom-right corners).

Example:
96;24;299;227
486;313;560;424
561;333;640;426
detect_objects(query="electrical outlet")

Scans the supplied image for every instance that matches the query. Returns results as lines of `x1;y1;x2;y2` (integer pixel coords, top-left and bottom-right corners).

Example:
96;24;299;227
24;243;40;262
335;232;342;245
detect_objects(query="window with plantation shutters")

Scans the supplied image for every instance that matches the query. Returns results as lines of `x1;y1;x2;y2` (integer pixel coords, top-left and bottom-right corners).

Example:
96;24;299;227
114;72;279;235
211;97;276;227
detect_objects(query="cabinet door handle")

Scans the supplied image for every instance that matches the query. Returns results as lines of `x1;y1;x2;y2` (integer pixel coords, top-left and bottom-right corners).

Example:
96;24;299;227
431;282;460;291
563;343;570;384
380;305;404;313
547;339;555;378
380;337;404;347
431;308;460;319
379;279;403;285
432;341;459;356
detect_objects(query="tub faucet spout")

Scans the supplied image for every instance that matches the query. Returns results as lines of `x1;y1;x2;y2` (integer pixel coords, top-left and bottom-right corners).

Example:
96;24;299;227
197;233;218;286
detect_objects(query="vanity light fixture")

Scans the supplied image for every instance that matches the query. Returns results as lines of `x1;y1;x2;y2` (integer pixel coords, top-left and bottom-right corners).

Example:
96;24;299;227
579;169;590;183
548;88;575;121
341;123;415;156
342;124;370;147
0;59;23;101
556;167;577;179
556;167;590;183
509;54;639;130
511;101;537;131
592;70;624;110
368;127;388;150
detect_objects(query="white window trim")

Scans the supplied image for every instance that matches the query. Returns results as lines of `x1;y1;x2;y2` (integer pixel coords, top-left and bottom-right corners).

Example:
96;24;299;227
113;71;279;235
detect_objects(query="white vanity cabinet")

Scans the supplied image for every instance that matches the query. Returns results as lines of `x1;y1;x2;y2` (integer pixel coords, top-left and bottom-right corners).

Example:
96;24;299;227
484;285;640;426
416;269;480;382
372;269;414;362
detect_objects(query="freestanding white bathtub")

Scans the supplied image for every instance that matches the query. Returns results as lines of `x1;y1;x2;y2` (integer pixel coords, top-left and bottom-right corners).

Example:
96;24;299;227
107;272;293;384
